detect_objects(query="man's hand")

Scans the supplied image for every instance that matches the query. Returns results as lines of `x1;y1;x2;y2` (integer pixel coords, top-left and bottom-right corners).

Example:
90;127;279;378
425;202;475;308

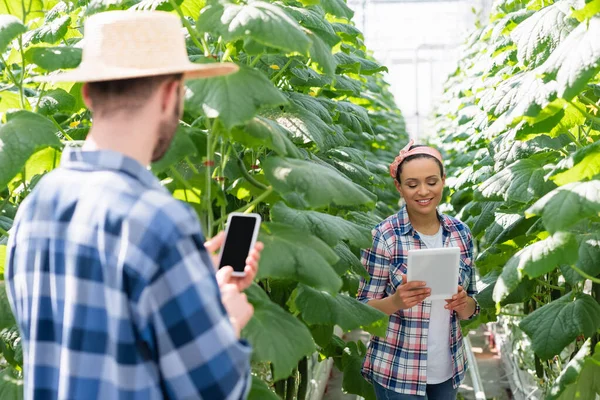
204;231;264;291
445;286;476;319
218;268;254;338
392;274;431;310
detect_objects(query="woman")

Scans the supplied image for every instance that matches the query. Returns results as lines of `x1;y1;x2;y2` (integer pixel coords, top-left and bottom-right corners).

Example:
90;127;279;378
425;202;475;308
357;140;480;400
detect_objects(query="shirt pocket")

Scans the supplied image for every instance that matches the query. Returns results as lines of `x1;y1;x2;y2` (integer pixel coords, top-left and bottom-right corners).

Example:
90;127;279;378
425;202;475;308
386;262;406;297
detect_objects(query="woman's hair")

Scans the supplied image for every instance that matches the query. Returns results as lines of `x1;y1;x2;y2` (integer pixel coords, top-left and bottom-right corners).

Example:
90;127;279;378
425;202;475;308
395;145;444;183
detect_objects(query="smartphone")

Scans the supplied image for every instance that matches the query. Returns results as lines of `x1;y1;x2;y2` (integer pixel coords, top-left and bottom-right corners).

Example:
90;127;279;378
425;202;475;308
217;212;262;277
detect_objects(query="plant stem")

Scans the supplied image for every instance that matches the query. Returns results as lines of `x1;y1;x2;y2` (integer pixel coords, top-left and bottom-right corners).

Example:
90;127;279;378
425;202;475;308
570;264;600;284
285;369;297;400
297;357;308;400
271;58;293;84
236;153;268;190
249;53;264;68
212;187;273;228
49;116;74;141
200;36;211;57
221;46;232;62
185;157;199;174
536;278;565;292
205;119;215;238
569;99;600;125
0;226;8;237
168;0;204;52
0;53;21;91
18;35;25;109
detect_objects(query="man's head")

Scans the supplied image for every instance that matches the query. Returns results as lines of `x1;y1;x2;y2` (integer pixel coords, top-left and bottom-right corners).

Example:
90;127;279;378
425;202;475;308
83;73;184;162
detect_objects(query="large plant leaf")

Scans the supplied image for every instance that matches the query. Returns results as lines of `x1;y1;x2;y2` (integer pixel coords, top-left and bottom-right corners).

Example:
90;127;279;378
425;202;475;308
526;180;600;233
0;15;26;54
28;15;70;44
293;284;388;336
334;51;386;75
262;156;376;208
230;116;302;158
541;16;600;100
320;0;354;19
547;340;600;400
248;376;278;400
332;242;368;278
520;292;600;360
0;367;23;400
0;282;16;331
341;341;375;400
197;0;311;55
243;284;316;381
514;102;586;141
257;223;342;293
510;1;578;68
551;141;600;186
36;88;75;116
283;5;339;46
493;232;579;304
271;202;371;248
478;156;557;203
0;111;62;188
186;66;288;131
271;107;348;151
25;46;82;72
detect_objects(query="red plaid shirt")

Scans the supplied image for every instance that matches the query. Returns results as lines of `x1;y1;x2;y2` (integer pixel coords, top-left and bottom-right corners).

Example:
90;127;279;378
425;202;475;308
357;206;479;396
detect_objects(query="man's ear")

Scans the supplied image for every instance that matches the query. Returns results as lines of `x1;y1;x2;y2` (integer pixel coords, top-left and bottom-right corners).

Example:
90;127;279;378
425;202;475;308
81;83;93;110
160;79;182;115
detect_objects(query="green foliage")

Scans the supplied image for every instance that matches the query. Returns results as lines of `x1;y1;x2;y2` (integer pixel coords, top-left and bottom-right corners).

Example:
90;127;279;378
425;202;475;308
0;0;407;398
435;0;600;395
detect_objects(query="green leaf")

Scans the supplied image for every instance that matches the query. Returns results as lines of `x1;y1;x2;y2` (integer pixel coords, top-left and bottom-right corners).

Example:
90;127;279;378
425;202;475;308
307;31;337;75
185;66;288;131
510;1;578;68
243;284;316;381
493;232;579;304
334;51;386;75
573;232;600;282
478;156;557;203
547;340;600;400
0;111;62;189
36;88;75;116
271;202;371;248
341;341;376;400
197;0;311;55
0;367;23;400
285;92;332;124
270;107;348;151
526;180;600;233
257;223;342;293
335;100;373;134
520;292;600;360
0;91;28;114
262;156;376;208
320;0;354;19
283;5;340;47
0;245;6;278
572;0;600;22
248;376;278;400
25;46;82;72
309;324;334;347
151;126;198;174
0;15;26;54
471;202;504;237
230;116;302;158
332;241;369;279
0;282;16;331
28;15;70;44
551;141;600;186
514;101;585;141
293;284;388;336
541;16;600;100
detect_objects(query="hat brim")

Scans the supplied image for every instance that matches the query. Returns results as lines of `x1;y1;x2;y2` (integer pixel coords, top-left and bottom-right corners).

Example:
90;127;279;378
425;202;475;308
34;62;239;83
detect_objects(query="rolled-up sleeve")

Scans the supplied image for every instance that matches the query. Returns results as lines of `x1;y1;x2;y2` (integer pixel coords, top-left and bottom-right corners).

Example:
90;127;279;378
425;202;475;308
357;227;392;304
135;232;252;400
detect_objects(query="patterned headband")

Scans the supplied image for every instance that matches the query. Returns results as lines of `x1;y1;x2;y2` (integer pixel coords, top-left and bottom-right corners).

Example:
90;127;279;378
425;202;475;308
389;139;444;192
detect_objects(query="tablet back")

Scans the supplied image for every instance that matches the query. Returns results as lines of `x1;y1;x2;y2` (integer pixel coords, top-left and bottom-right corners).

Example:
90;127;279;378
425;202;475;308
406;247;460;300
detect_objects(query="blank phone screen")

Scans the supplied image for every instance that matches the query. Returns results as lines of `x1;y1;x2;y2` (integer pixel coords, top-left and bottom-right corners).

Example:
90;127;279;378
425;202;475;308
219;216;258;273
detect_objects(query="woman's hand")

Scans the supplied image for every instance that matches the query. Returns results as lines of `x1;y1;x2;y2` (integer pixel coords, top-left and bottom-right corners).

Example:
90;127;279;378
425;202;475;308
445;286;476;319
392;274;431;310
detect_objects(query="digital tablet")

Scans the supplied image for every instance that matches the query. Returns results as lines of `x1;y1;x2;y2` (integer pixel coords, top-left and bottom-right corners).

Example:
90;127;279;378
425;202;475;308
406;247;460;300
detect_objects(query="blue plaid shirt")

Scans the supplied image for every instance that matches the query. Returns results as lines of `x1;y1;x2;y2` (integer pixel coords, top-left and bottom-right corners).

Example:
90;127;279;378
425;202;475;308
5;148;252;399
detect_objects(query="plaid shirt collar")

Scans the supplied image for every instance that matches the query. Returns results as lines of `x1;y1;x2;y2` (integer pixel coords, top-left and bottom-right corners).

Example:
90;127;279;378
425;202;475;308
61;146;164;192
395;205;453;236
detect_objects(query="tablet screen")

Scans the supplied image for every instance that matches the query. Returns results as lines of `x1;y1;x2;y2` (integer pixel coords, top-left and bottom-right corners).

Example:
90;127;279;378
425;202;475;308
406;247;460;300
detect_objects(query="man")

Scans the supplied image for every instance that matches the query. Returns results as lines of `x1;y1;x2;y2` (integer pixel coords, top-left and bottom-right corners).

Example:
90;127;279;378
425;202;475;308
5;10;262;399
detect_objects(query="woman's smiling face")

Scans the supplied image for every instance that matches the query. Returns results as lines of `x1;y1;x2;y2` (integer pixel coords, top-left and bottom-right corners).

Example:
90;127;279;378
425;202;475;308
397;157;445;217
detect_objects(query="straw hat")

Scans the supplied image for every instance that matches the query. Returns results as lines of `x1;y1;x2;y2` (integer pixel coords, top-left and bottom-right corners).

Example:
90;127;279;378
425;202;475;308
37;10;238;83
